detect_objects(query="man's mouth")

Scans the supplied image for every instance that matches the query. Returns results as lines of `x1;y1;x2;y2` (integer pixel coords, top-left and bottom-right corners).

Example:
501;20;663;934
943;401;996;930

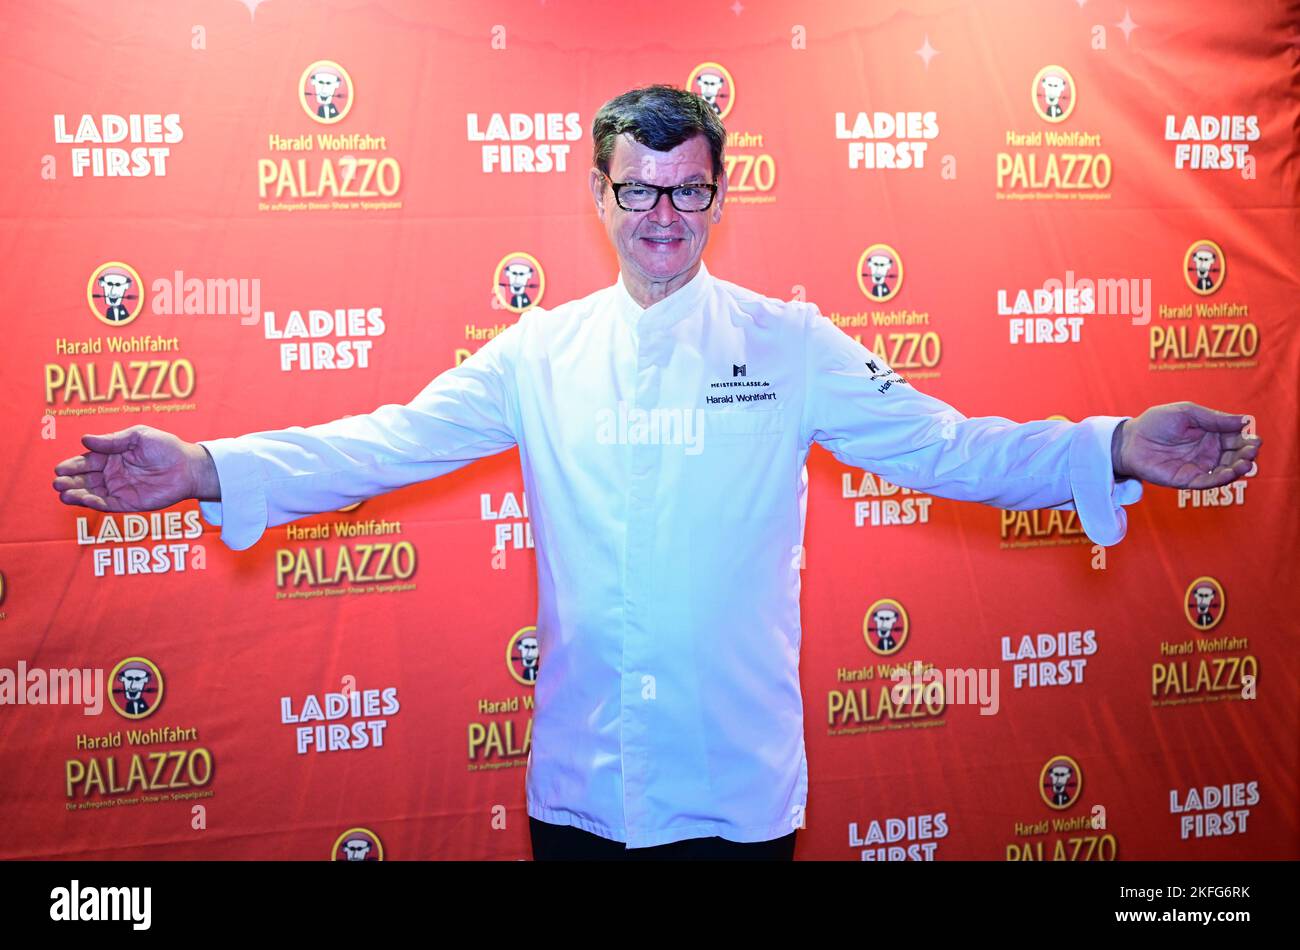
641;236;685;245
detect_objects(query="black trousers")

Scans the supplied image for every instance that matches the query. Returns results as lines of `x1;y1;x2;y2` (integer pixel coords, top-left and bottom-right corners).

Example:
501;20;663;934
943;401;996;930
529;816;797;861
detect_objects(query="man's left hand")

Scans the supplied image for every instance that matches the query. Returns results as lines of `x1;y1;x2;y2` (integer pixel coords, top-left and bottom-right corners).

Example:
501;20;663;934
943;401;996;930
1111;401;1262;489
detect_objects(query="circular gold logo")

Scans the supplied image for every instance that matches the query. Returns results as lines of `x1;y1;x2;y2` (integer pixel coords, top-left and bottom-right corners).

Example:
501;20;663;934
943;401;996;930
300;60;354;124
1031;65;1076;123
857;244;904;304
88;261;144;327
1040;754;1083;810
507;625;540;687
863;598;909;656
1184;239;1226;296
108;656;164;720
1184;575;1225;632
494;252;545;313
686;62;735;120
332;827;383;861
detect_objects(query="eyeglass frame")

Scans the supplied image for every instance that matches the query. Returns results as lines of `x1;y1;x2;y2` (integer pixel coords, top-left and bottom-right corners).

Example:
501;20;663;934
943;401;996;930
601;172;719;213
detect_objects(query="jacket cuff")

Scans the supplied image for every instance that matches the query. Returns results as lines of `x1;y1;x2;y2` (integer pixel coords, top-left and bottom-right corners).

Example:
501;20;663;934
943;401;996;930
1068;415;1144;546
196;437;269;551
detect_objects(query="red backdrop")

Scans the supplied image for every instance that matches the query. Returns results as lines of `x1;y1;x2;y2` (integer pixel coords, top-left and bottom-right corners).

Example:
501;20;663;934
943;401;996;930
1;0;1296;860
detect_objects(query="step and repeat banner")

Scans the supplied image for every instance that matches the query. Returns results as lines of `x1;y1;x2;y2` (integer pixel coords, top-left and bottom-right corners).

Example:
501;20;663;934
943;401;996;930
1;0;1296;860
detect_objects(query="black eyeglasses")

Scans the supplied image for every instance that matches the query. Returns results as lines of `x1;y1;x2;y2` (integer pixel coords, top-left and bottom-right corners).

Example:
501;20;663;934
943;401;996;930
603;173;718;212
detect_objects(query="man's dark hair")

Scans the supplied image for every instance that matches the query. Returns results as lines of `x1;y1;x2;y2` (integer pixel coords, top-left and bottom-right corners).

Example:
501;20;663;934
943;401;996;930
592;84;726;181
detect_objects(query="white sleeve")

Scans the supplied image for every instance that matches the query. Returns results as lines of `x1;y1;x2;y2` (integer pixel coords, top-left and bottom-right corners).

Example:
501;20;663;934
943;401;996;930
799;308;1143;546
196;321;522;550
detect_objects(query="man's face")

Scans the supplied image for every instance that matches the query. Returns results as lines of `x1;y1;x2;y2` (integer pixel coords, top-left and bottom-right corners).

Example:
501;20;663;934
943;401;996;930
1050;766;1071;793
1194;251;1215;279
100;274;130;306
875;609;897;635
506;264;533;294
313;73;340;103
1042;75;1065;106
120;669;148;700
588;132;727;289
696;74;722;104
868;255;891;286
344;840;370;861
520;636;539;668
1195;587;1213;612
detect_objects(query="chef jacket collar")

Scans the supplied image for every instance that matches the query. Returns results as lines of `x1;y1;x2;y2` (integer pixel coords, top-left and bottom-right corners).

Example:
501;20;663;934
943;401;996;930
613;260;712;331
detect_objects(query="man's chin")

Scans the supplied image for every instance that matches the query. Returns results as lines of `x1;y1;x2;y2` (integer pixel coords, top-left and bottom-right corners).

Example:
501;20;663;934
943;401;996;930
628;252;697;282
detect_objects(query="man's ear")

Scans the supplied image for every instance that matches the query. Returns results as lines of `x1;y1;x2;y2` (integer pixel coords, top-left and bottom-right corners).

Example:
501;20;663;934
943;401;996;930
712;165;729;224
589;167;608;222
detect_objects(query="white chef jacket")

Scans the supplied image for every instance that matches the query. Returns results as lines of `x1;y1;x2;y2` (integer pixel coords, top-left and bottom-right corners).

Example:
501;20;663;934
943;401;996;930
197;261;1143;849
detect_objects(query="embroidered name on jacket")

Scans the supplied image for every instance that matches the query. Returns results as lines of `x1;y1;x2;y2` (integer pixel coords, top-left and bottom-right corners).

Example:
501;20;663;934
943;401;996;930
706;374;777;405
866;359;908;394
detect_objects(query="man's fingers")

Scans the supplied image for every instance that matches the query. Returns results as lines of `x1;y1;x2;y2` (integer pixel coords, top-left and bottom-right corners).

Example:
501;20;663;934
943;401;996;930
1219;442;1260;468
1217;432;1262;452
58;487;111;510
53;451;108;476
53;472;105;493
1185;462;1247;491
1186;403;1248;434
82;429;139;454
1189;453;1255;490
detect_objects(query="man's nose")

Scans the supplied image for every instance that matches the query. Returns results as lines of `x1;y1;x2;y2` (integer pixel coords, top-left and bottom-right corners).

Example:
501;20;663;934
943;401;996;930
649;193;681;227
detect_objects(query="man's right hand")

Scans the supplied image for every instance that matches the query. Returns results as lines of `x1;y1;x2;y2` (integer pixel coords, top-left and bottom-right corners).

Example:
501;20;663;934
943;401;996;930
52;425;219;512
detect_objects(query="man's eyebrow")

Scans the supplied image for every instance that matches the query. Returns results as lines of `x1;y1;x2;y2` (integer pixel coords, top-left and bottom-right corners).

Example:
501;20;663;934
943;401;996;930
616;171;711;184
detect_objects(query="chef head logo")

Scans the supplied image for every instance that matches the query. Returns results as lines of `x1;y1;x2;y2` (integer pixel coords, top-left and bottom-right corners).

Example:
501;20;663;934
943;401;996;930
1184;576;1225;632
856;244;903;303
494;252;545;313
332;828;383;861
88;262;144;327
109;657;163;720
1032;66;1076;123
1184;240;1226;296
507;625;540;687
863;598;909;656
686;62;735;120
300;60;353;124
1040;754;1082;810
